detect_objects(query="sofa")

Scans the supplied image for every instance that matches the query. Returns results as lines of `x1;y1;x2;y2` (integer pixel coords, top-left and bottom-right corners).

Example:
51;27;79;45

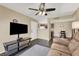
48;32;79;56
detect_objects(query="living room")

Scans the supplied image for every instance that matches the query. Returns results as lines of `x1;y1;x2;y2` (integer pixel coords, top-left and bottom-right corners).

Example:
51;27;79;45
0;3;79;56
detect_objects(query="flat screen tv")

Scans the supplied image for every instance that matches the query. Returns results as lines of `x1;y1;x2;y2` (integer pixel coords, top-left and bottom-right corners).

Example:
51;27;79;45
10;22;28;35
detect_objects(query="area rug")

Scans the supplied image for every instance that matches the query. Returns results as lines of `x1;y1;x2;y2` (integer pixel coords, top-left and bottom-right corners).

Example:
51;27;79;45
16;44;49;56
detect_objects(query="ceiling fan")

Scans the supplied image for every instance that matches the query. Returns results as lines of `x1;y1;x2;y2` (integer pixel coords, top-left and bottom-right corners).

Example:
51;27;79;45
28;3;56;16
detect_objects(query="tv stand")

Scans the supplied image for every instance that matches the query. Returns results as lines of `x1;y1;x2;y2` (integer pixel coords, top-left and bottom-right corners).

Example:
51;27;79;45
17;34;20;51
4;37;31;55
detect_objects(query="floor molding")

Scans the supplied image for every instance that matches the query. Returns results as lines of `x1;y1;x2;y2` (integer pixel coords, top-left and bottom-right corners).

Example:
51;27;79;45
31;38;50;47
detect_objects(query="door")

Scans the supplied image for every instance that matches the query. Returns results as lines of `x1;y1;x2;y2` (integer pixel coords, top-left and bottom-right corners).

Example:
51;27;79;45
31;21;38;41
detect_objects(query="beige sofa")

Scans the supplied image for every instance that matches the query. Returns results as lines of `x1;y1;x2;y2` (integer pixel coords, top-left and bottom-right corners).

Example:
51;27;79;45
48;32;79;56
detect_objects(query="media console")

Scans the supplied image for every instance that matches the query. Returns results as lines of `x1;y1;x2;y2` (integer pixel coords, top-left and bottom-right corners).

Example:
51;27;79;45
4;37;31;56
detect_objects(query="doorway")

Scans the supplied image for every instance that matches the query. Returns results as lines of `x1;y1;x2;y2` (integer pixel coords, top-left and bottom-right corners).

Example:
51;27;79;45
31;21;38;41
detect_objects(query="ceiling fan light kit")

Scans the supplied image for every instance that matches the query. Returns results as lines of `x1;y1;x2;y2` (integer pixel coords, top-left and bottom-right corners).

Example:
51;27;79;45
37;11;46;16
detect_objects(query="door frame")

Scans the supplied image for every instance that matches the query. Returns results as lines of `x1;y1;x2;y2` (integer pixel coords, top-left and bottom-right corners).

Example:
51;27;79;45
30;20;38;40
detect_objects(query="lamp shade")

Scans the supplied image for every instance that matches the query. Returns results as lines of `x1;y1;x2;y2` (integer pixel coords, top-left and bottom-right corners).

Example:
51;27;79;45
72;21;79;29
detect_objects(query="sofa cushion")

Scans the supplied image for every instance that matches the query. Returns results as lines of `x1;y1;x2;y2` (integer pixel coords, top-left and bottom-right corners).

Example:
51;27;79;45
51;43;71;55
48;38;71;56
68;39;79;54
72;47;79;56
48;49;70;56
48;49;61;56
53;38;70;46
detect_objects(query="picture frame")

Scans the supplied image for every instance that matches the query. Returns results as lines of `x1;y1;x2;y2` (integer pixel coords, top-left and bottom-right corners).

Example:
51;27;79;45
39;24;48;29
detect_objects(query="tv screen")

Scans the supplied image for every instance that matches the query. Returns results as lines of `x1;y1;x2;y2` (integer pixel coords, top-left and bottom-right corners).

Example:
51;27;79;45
10;22;28;35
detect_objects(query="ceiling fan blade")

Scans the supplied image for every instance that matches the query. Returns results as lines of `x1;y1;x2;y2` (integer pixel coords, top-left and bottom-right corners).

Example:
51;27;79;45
46;8;56;12
29;8;38;11
35;12;39;15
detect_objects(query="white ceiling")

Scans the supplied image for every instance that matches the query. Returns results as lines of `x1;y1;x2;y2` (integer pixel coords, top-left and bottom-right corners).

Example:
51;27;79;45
0;3;79;23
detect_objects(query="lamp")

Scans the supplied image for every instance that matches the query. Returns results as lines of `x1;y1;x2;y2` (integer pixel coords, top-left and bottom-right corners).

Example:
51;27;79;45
42;11;45;16
38;11;46;16
38;12;42;15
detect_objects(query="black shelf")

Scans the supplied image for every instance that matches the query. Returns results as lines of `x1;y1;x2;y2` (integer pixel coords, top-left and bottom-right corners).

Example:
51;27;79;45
4;38;31;56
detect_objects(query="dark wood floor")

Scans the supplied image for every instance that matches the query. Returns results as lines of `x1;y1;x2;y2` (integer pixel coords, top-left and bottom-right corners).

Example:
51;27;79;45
13;39;51;56
0;38;52;56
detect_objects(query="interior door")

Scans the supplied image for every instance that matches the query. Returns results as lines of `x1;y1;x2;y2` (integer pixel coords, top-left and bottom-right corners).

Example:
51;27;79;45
31;21;38;41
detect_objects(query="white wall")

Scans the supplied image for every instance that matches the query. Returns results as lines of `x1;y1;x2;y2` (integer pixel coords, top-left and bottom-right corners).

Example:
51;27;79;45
0;6;35;53
54;22;72;38
38;22;49;41
37;17;50;41
38;28;49;41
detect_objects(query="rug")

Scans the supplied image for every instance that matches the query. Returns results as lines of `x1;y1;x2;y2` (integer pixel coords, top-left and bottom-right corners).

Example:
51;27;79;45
16;44;49;56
